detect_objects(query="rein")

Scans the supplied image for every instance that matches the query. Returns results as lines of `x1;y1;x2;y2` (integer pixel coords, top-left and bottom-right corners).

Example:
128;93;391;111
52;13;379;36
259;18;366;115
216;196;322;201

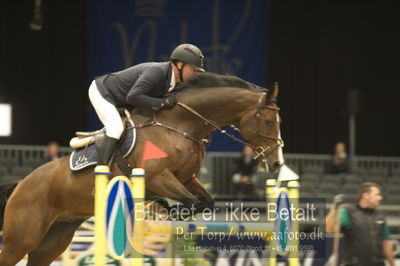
130;116;205;144
177;102;252;147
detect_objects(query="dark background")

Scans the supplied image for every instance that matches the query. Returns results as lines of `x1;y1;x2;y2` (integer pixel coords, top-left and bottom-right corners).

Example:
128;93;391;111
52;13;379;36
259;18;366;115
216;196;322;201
0;1;88;146
269;0;400;156
0;0;399;156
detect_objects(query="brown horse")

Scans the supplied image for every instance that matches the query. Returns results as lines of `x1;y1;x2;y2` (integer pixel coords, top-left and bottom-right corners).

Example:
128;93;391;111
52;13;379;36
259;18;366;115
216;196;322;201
0;72;284;265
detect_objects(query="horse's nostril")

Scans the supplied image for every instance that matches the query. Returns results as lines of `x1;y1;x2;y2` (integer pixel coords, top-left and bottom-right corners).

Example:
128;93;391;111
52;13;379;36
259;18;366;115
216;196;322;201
273;161;283;169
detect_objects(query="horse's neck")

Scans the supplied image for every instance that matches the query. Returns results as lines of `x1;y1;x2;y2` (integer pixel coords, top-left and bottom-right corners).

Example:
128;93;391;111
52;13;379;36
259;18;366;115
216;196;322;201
177;88;260;137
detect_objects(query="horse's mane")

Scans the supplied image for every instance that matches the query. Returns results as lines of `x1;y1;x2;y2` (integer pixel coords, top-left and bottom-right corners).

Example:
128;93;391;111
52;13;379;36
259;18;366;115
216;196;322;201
175;72;267;92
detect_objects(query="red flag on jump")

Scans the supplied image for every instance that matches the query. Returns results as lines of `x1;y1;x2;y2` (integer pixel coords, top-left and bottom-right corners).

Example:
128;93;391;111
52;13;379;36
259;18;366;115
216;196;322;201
140;141;168;168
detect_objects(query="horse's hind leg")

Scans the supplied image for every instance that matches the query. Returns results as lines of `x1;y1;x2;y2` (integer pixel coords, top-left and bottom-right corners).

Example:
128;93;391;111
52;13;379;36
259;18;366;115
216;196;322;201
0;190;57;266
26;220;85;266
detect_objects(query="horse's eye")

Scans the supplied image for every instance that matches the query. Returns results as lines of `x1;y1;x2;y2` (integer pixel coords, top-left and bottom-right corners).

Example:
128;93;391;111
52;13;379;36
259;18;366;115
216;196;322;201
265;120;274;127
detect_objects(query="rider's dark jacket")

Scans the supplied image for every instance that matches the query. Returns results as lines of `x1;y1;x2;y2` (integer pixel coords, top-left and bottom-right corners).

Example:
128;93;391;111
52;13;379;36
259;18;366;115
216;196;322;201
95;62;173;108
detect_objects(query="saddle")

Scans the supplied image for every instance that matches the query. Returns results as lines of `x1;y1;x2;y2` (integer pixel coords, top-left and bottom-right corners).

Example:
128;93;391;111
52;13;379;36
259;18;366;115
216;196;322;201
69;128;106;149
68;112;136;172
69;108;132;149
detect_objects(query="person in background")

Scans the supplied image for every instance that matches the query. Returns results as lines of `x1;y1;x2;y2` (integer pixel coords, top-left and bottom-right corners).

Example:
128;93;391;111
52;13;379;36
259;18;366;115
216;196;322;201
328;141;350;174
43;141;60;163
232;145;259;198
326;183;395;266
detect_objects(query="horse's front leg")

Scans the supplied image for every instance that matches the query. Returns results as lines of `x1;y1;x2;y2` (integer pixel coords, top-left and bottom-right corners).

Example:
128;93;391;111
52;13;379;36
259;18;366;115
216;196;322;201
185;177;215;214
147;168;202;208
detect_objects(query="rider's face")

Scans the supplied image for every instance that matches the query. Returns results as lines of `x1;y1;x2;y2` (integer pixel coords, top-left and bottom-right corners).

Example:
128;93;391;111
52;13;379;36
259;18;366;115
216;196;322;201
182;64;198;82
174;62;198;82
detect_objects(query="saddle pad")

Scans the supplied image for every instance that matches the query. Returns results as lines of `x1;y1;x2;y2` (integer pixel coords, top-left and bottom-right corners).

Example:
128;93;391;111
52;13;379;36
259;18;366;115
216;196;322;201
69;127;136;171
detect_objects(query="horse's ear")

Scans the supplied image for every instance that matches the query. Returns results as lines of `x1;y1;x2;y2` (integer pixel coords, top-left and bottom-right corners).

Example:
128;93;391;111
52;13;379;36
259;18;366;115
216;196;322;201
272;82;279;98
267;82;279;104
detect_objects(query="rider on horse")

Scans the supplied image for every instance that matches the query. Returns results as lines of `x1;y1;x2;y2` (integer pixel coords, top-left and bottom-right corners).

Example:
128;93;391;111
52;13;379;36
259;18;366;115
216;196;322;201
88;43;205;166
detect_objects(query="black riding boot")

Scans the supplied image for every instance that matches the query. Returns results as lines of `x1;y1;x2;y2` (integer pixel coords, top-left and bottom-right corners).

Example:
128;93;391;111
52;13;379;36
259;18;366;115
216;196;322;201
97;135;118;166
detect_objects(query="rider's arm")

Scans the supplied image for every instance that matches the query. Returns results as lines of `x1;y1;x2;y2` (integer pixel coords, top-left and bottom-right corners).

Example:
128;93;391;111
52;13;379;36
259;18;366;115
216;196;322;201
126;67;165;108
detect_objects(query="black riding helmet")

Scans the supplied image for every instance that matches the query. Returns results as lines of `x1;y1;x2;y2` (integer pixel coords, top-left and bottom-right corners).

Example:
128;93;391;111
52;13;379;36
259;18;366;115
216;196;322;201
170;44;205;73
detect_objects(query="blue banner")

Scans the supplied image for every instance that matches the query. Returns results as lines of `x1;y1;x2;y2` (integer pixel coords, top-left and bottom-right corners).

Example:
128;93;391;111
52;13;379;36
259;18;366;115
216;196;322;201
87;0;271;151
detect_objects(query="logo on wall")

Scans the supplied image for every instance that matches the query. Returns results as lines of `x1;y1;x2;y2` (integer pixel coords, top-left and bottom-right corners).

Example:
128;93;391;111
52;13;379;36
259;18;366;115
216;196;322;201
106;177;135;259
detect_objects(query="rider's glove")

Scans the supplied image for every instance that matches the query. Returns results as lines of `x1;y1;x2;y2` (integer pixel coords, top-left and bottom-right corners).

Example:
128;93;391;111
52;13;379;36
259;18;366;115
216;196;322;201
161;94;177;109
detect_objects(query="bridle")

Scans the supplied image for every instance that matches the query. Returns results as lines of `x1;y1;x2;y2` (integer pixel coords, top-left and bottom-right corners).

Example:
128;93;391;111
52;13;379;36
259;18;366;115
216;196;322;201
251;92;285;158
177;92;284;166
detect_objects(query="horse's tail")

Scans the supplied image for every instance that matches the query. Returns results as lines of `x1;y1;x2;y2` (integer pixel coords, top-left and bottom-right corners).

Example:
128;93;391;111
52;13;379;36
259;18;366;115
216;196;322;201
0;182;18;230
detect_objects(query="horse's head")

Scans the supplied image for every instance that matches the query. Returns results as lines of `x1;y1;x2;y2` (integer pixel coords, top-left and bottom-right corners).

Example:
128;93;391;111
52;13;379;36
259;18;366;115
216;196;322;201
173;73;284;172
239;83;284;172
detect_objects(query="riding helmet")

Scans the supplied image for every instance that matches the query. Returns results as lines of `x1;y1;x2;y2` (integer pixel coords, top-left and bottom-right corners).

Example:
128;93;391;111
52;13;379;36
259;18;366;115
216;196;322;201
170;44;205;72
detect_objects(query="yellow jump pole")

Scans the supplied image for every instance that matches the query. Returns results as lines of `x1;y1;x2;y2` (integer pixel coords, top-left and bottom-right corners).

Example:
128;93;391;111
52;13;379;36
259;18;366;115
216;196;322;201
288;180;300;266
94;165;112;266
61;244;72;266
131;168;145;266
266;179;277;266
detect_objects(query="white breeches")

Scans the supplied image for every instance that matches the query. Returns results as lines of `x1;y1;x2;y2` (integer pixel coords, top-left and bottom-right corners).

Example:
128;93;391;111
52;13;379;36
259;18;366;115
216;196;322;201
88;81;124;139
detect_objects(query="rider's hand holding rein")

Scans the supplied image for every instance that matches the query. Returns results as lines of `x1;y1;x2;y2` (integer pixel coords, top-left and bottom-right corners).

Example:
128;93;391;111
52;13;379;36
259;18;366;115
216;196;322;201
161;94;177;109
